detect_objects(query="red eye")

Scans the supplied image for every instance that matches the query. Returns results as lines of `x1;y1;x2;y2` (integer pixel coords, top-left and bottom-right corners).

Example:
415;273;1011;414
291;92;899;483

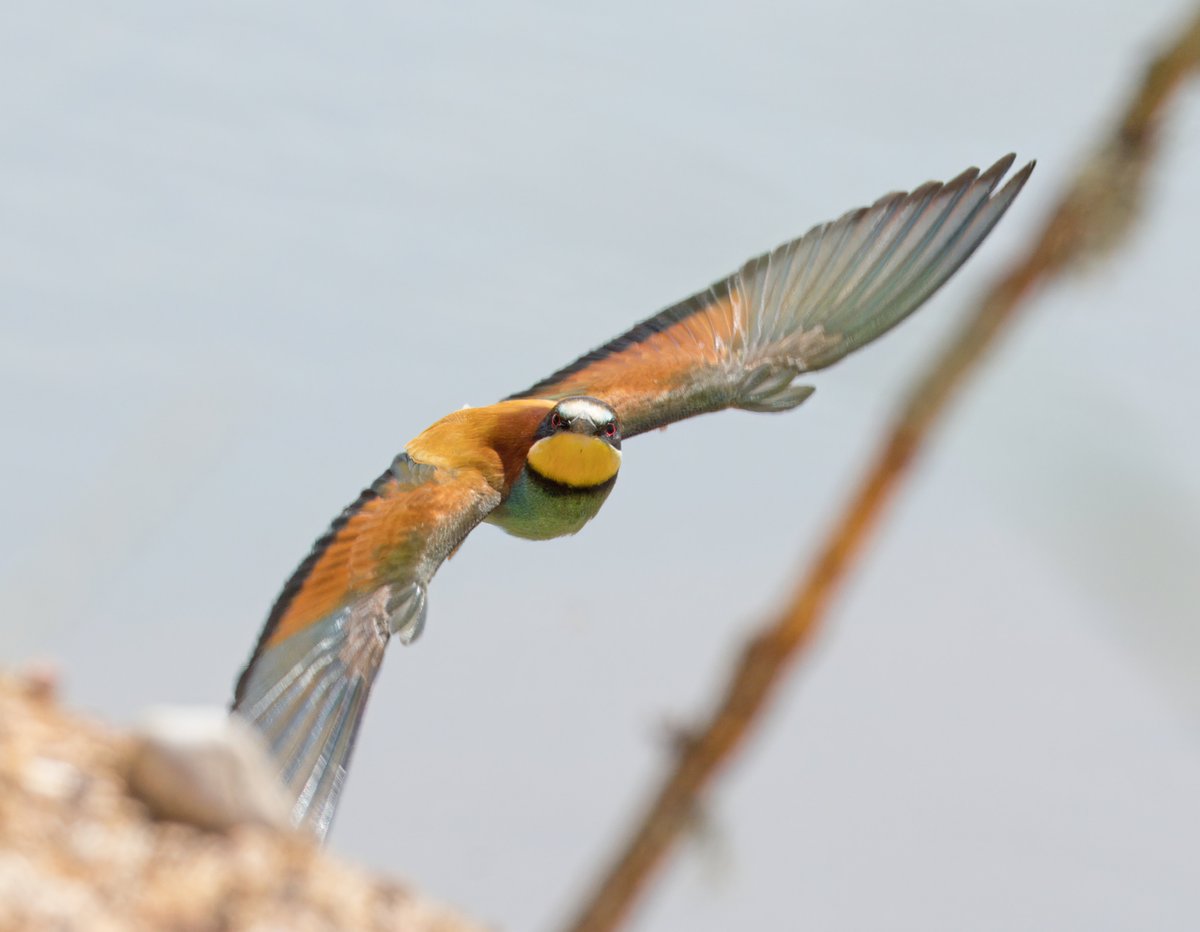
604;423;617;438
550;413;564;429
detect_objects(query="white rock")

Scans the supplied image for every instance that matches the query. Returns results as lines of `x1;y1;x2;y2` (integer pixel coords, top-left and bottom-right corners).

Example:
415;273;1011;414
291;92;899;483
127;707;293;833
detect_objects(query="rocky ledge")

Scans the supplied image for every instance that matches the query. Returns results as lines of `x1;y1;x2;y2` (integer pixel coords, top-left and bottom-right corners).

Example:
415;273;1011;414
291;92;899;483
0;672;480;932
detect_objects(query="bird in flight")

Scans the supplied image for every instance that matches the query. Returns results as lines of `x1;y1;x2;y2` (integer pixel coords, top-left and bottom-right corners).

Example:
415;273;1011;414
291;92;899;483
232;154;1033;840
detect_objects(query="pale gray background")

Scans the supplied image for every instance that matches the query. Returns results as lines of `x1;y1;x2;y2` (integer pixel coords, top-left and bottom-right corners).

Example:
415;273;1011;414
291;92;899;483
3;2;1199;930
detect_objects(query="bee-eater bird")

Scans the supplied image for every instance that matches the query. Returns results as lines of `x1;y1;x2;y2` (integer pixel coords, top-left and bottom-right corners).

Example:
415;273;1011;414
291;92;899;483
233;155;1033;840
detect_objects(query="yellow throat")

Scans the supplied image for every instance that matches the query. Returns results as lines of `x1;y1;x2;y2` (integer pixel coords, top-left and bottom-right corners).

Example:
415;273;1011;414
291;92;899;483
526;433;621;488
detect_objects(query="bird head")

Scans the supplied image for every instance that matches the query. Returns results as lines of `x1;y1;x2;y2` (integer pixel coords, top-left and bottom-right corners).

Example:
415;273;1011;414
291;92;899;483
526;397;622;489
538;397;621;449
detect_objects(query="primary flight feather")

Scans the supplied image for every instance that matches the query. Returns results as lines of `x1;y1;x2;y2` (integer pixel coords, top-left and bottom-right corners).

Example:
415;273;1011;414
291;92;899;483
232;154;1034;839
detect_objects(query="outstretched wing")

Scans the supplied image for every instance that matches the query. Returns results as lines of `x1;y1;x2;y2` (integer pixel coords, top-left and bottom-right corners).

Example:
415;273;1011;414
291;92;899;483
508;155;1033;436
232;454;500;840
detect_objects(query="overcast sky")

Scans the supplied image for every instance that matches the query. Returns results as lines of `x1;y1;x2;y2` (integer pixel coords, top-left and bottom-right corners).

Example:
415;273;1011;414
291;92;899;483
3;2;1199;930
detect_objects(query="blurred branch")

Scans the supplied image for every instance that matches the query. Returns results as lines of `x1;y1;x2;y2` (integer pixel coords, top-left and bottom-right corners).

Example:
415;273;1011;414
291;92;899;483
561;9;1200;932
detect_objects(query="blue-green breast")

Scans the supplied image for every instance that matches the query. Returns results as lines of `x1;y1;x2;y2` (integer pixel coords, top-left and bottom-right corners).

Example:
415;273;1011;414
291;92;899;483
487;467;617;541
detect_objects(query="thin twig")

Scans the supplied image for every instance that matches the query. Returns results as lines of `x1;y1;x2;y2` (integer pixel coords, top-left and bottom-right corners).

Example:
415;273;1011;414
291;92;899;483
561;10;1200;932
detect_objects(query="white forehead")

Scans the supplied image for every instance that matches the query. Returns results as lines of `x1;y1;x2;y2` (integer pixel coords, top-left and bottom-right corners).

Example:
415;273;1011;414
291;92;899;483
556;397;614;423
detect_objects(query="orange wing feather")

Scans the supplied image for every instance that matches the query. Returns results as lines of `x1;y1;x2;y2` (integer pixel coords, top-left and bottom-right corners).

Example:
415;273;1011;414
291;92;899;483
520;287;742;432
510;155;1033;436
232;401;552;838
406;398;553;490
255;398;552;649
261;470;494;648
